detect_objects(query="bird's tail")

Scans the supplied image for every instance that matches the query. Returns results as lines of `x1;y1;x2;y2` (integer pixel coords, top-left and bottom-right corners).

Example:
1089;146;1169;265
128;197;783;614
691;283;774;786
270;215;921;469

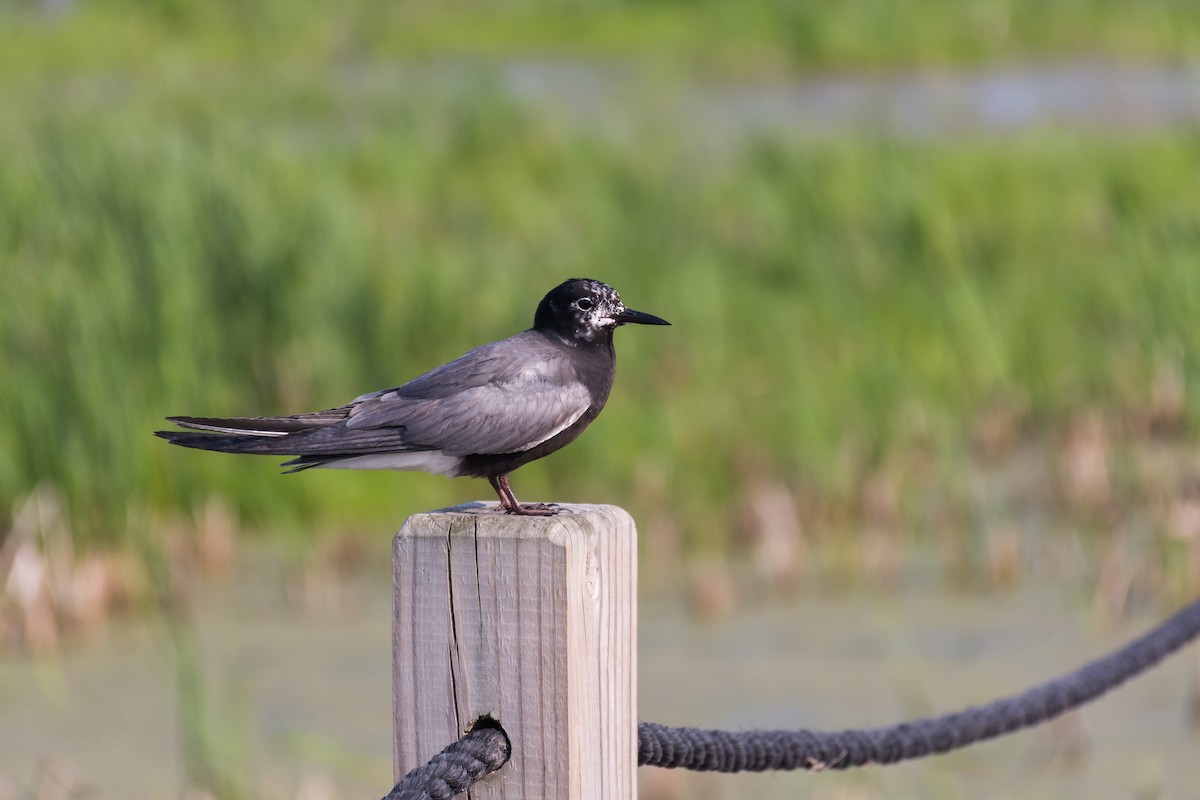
156;409;408;472
163;413;345;436
154;428;292;455
153;427;375;472
154;413;340;456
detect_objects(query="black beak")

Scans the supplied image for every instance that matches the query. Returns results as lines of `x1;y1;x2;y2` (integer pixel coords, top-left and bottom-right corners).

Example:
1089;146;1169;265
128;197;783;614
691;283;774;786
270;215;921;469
614;307;671;326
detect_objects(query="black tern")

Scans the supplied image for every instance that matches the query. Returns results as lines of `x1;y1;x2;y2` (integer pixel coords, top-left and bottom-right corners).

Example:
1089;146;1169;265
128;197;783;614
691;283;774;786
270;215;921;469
156;278;669;515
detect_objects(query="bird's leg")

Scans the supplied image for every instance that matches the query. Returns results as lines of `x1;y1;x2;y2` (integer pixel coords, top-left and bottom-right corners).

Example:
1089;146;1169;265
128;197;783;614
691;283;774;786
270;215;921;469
488;475;520;512
488;474;558;516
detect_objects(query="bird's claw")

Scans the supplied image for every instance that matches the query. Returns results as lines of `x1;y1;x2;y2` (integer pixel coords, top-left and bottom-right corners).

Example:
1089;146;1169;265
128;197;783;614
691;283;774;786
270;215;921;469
504;503;560;516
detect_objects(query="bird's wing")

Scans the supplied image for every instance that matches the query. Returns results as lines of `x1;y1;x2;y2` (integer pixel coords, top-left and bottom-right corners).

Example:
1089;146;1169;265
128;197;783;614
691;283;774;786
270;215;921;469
350;332;547;402
344;334;593;456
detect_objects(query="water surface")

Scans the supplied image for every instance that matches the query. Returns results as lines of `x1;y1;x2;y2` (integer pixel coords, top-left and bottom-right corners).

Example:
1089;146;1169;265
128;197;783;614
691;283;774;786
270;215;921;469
1;547;1196;800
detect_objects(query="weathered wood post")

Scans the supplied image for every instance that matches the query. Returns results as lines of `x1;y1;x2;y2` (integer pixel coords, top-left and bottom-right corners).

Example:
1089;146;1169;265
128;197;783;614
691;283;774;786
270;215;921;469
393;503;637;799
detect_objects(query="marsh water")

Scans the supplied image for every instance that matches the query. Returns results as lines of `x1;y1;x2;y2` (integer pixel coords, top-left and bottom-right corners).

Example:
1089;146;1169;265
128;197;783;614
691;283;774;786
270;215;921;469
5;58;1200;799
1;539;1197;800
436;59;1200;139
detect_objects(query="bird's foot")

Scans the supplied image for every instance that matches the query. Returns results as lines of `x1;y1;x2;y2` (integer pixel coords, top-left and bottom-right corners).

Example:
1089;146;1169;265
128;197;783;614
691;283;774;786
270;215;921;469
489;475;560;516
505;502;560;516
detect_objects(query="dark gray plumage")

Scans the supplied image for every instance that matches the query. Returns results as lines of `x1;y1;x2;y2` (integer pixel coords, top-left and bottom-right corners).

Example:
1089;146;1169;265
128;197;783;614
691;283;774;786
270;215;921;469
155;278;669;515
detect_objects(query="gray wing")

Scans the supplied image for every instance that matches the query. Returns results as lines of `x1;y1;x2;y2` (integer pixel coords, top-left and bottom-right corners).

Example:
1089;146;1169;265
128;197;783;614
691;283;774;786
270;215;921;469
344;332;593;456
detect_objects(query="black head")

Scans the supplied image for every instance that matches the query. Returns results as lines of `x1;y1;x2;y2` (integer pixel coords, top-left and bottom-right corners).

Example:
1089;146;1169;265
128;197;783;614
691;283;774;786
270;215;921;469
533;278;670;344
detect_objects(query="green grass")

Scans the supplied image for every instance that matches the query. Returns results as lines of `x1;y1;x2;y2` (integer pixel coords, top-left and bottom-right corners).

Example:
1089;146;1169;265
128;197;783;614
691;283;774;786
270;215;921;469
2;0;1198;80
2;2;1200;554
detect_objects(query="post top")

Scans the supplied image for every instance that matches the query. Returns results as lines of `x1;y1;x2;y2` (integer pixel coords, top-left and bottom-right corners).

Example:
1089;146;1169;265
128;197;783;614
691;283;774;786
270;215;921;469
397;502;635;544
417;501;624;517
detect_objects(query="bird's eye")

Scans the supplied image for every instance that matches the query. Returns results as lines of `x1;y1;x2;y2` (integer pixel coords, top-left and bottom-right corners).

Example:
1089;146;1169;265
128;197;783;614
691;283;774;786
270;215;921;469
576;298;594;311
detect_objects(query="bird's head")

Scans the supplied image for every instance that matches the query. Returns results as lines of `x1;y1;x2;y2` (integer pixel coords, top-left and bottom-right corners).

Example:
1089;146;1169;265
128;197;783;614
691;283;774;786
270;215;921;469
533;278;670;344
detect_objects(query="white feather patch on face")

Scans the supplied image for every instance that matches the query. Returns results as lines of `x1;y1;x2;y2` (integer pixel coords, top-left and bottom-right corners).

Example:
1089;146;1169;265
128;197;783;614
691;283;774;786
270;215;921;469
573;286;625;341
315;451;462;475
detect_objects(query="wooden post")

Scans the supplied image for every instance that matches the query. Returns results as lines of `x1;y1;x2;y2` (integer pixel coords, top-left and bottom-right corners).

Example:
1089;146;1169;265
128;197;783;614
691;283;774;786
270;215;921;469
392;503;637;799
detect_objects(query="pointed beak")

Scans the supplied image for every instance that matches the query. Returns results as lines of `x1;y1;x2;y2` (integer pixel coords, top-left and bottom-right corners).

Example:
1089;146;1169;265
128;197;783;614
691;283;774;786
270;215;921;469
613;307;671;327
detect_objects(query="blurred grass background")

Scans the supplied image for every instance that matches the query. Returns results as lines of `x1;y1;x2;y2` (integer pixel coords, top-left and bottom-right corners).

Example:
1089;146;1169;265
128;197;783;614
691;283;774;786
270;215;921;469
2;0;1200;584
4;2;1200;799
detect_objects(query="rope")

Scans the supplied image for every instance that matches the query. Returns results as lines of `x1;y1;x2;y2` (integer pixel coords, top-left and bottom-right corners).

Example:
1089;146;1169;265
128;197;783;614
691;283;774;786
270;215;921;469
381;721;510;800
382;596;1200;796
639;595;1200;771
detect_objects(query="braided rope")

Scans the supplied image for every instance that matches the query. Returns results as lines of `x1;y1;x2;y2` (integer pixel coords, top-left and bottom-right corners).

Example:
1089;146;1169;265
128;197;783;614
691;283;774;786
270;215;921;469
381;722;510;800
639;595;1200;770
381;596;1200;797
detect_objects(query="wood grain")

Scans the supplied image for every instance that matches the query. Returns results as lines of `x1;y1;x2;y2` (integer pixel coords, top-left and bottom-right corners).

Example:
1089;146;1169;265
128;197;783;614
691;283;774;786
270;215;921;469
393;503;637;799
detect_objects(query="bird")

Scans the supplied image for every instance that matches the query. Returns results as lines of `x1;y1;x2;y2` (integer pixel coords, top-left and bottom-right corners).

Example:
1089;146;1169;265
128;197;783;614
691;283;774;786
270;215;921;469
156;278;669;515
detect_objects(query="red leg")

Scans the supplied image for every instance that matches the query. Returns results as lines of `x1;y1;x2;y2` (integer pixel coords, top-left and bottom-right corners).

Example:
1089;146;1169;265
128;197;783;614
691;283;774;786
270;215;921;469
488;475;520;512
488;474;557;516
